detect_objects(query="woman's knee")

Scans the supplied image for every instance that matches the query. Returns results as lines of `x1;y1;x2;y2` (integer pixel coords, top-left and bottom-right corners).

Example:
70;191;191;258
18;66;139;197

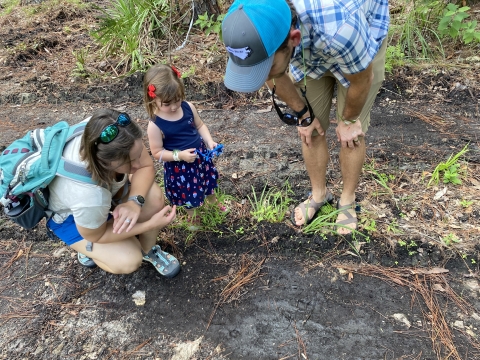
106;252;143;274
141;183;165;218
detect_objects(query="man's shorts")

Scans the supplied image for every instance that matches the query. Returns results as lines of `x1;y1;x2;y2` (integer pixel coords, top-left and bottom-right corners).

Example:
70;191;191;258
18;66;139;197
291;38;387;135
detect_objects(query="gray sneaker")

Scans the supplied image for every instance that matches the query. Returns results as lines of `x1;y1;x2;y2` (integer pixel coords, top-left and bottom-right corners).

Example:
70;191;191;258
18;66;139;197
77;252;97;268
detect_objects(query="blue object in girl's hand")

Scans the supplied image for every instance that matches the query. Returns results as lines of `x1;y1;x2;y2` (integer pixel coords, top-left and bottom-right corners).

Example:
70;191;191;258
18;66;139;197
195;144;224;161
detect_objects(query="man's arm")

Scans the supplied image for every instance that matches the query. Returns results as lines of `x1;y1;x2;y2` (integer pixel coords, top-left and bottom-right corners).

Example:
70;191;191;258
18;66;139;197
341;62;374;121
266;74;306;115
266;73;325;147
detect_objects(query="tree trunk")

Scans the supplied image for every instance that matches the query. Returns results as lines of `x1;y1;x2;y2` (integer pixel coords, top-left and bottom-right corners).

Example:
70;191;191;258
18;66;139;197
191;0;225;16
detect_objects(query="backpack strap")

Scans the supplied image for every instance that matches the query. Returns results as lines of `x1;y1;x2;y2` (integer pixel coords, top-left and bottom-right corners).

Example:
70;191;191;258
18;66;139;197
56;122;97;185
40;121;70;171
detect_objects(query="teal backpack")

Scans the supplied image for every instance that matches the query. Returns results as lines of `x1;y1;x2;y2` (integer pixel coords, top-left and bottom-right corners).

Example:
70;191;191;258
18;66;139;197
0;121;96;230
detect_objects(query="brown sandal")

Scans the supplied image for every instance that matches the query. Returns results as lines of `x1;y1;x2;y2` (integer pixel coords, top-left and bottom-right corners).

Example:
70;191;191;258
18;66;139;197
335;200;358;233
291;191;334;226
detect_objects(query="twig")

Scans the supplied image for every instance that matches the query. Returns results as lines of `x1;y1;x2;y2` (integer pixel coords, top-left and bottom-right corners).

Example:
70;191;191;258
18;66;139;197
207;255;266;330
293;321;308;360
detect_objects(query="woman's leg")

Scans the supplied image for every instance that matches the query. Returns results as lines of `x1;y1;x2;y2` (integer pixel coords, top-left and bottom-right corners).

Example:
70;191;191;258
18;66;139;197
70;238;143;274
127;180;166;252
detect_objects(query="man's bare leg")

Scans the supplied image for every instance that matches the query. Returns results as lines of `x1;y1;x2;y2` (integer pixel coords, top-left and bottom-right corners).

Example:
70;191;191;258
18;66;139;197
337;137;366;234
293;134;329;226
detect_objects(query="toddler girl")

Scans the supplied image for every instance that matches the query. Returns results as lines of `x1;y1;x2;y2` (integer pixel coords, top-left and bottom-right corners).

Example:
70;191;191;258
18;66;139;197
144;64;224;229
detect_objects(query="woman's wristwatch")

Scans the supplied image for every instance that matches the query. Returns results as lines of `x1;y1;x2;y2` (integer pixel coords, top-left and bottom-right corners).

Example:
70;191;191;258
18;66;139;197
128;195;145;207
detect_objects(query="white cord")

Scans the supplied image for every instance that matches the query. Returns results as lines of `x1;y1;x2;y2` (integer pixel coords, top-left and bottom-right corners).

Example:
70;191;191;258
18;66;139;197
175;0;195;51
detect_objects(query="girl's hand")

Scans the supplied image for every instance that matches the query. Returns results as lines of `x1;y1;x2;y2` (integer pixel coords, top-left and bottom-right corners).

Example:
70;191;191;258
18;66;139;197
112;202;142;234
150;205;176;229
180;148;197;163
207;141;218;150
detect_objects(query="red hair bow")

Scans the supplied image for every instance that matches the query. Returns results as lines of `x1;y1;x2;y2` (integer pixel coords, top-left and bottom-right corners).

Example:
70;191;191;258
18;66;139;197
171;66;181;78
147;84;156;99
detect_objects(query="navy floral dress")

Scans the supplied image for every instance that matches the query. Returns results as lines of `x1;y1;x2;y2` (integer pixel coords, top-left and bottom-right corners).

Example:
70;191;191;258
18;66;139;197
153;101;219;209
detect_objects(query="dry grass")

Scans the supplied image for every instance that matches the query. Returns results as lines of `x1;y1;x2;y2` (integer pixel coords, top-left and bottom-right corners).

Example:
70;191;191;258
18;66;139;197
336;263;480;359
206;254;266;330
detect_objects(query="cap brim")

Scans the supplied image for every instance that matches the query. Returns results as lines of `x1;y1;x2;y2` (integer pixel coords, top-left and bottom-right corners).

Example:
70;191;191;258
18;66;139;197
224;55;274;93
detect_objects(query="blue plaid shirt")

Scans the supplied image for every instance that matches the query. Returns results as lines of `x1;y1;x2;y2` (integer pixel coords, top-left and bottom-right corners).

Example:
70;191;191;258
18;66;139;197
290;0;390;87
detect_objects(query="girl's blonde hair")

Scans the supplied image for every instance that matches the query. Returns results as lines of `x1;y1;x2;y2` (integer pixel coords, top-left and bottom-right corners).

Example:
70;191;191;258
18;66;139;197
80;109;143;186
143;64;186;119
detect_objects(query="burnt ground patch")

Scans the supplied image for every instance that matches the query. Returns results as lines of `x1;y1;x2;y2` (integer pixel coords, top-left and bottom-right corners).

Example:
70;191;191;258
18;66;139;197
0;2;480;358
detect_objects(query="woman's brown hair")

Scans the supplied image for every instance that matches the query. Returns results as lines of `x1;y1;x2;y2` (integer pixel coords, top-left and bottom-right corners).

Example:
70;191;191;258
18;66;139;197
143;64;185;119
80;108;143;187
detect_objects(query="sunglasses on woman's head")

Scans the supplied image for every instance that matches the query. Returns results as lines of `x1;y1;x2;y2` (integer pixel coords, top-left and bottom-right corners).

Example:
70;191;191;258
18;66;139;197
98;113;132;144
271;86;315;127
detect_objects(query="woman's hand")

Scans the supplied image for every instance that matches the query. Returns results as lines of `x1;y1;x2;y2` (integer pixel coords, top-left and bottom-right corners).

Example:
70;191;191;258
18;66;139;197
335;120;365;148
180;148;197;163
112;201;142;234
150;205;176;229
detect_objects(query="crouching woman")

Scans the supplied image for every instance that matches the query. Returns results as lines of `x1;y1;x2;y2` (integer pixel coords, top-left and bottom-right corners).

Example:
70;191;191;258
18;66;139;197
46;109;180;277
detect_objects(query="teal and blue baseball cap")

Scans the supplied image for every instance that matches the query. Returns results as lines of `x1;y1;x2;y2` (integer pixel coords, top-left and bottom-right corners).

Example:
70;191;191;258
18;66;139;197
221;0;292;93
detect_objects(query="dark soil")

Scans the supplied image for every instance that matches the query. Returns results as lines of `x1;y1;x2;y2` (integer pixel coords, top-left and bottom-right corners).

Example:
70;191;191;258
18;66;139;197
1;2;480;360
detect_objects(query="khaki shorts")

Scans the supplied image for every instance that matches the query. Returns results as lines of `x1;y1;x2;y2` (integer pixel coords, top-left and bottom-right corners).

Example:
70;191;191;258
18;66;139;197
291;38;387;135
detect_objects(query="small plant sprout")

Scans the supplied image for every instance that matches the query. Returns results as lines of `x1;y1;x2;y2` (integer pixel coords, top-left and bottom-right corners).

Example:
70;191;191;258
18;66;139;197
460;199;473;208
363;161;393;195
442;233;460;246
428;144;468;187
443;163;462;185
361;218;377;234
386;219;402;235
72;47;90;78
181;65;196;79
398;240;407;247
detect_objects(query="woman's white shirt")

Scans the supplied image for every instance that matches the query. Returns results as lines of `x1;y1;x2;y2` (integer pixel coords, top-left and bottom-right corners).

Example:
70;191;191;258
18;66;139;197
48;124;127;229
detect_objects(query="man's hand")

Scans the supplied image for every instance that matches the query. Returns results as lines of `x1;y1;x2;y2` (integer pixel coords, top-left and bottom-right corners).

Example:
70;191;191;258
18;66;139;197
335;120;365;148
297;117;325;147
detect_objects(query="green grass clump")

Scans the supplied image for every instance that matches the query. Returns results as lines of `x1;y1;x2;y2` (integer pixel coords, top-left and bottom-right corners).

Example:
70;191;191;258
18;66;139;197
92;0;170;73
248;182;293;223
428;144;468;187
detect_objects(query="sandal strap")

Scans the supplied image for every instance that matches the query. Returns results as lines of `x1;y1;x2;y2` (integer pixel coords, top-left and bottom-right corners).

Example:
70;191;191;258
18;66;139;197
295;190;333;224
336;200;357;225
